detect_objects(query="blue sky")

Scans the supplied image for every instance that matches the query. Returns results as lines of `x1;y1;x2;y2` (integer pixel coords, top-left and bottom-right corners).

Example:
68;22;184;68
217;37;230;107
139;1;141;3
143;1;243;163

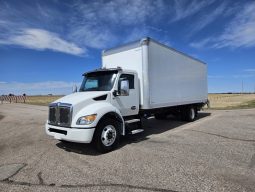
0;0;255;95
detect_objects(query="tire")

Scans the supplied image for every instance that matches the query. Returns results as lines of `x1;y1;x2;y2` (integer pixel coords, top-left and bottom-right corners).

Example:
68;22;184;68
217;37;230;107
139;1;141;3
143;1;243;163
185;106;196;122
93;118;120;153
154;113;167;120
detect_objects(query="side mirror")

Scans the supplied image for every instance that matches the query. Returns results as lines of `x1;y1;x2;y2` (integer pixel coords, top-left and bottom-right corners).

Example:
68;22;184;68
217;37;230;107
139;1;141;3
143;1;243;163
72;85;78;93
119;80;129;96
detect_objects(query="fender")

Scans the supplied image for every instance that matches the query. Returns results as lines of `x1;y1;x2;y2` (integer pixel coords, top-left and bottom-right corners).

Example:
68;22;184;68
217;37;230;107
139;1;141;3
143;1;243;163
71;102;125;134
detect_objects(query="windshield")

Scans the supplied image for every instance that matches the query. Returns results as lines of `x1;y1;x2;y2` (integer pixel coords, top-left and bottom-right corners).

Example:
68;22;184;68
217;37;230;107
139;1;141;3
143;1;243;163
80;71;118;91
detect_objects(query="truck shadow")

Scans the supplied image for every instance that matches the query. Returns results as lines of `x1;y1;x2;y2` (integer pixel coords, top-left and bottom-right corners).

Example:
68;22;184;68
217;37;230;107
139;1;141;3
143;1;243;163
56;112;211;156
120;112;211;145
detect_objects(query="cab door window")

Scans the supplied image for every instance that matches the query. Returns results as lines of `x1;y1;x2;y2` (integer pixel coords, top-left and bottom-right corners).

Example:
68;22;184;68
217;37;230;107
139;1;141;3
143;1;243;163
119;74;134;89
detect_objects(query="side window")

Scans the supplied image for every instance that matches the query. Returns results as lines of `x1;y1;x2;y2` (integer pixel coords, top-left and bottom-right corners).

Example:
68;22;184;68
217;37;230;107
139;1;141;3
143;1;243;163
119;74;134;89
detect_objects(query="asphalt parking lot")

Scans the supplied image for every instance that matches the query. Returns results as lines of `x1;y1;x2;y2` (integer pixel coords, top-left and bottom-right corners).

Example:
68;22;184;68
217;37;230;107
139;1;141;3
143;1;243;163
0;103;254;192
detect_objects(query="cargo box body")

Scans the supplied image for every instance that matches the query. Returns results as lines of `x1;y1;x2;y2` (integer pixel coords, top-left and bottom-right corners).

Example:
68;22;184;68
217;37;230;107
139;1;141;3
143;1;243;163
102;38;207;110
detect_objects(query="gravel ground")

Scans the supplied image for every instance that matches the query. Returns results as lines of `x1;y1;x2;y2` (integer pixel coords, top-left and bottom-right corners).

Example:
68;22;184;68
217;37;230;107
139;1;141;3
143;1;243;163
0;103;254;192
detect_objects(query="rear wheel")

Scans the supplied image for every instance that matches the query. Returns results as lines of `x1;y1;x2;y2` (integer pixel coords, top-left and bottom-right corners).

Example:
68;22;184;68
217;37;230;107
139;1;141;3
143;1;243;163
185;106;196;122
93;119;120;153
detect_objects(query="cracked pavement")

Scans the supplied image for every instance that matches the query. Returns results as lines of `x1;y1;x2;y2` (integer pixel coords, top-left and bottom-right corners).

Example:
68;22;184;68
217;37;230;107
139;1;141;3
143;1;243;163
0;103;254;192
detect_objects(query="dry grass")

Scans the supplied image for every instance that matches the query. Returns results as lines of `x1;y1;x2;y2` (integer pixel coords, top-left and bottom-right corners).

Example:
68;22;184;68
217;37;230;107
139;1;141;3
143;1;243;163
23;94;255;109
208;94;255;109
26;95;63;106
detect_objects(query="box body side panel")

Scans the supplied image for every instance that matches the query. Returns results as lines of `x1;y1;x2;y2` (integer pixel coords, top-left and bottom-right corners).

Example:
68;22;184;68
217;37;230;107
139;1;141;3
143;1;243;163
148;41;207;108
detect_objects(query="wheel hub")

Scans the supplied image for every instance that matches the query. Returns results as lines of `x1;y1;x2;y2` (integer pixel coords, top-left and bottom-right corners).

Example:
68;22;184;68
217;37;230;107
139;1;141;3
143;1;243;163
190;108;195;119
101;125;116;146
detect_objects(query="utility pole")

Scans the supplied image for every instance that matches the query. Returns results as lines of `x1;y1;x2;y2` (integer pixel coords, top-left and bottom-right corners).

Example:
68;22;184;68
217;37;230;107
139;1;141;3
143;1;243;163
242;80;243;94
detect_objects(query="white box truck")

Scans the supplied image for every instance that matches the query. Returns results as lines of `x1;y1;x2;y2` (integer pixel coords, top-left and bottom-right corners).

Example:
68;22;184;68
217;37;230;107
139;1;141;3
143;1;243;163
45;37;208;152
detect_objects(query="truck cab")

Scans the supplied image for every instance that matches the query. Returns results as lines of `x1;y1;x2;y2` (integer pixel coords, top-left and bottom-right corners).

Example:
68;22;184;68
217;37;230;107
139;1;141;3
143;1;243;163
46;68;140;152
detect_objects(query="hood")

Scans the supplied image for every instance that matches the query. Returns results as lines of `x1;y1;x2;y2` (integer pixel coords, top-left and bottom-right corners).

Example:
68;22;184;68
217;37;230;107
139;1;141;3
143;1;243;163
53;91;110;106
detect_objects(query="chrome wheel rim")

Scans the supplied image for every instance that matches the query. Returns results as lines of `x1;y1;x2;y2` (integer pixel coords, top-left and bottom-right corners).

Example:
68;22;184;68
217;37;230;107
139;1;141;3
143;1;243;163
101;125;117;146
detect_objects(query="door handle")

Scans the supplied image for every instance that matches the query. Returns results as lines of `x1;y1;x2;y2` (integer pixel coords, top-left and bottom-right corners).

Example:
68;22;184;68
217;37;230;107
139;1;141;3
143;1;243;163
131;106;136;110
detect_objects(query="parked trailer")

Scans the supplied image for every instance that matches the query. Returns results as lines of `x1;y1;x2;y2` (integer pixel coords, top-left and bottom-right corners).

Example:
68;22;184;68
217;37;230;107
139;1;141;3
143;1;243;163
45;37;208;152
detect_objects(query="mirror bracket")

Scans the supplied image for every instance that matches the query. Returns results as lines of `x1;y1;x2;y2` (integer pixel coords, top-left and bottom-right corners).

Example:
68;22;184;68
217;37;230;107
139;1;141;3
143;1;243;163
113;90;118;97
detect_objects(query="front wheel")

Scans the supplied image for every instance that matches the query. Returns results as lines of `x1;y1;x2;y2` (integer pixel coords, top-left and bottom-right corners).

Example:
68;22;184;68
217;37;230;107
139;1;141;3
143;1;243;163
93;119;120;153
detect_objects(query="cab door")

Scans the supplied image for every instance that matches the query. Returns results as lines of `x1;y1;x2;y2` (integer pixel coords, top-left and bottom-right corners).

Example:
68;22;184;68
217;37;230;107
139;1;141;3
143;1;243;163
112;73;139;116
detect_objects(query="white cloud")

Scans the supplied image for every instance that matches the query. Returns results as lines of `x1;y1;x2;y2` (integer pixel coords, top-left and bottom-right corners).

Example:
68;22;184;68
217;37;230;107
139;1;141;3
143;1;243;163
244;69;255;72
68;0;166;49
0;0;170;53
0;28;85;56
0;81;81;95
214;1;255;48
208;74;255;79
123;28;150;43
0;0;171;53
191;1;255;49
190;38;213;48
172;0;215;21
208;75;225;79
72;0;165;26
190;2;227;34
232;74;255;79
68;25;117;50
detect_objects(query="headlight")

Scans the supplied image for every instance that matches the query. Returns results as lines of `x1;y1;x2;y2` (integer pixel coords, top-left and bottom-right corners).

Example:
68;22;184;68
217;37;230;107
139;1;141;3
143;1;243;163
76;114;97;125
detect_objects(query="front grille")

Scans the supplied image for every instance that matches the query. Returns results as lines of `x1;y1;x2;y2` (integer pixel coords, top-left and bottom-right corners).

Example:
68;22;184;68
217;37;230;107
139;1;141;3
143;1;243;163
48;103;72;127
49;107;56;123
59;107;70;124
